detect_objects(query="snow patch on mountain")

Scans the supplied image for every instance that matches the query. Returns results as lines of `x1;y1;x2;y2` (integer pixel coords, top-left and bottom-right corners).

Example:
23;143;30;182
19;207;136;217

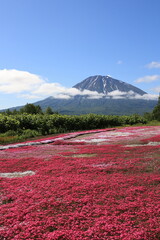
73;75;147;96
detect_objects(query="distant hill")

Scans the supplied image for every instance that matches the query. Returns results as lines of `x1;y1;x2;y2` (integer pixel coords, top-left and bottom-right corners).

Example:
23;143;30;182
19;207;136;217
2;75;158;115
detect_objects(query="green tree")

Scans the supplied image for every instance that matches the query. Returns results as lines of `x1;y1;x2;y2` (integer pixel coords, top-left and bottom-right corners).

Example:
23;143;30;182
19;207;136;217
152;96;160;121
20;103;42;114
45;106;54;115
143;112;153;121
5;109;12;115
12;109;18;115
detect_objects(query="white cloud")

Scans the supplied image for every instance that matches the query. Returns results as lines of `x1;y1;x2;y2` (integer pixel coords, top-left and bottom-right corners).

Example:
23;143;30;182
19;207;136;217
146;61;160;69
107;90;132;97
87;94;106;99
23;87;159;101
106;90;158;100
0;69;105;100
0;69;158;102
0;69;45;93
32;82;105;99
135;75;160;83
20;94;42;99
55;94;71;99
133;93;158;100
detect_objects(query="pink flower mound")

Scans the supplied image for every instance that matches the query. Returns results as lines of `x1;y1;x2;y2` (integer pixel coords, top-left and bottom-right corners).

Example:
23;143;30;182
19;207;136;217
0;126;160;239
141;134;160;144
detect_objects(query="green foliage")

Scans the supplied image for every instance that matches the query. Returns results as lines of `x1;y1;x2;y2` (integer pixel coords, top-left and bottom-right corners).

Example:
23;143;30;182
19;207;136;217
145;120;160;126
0;129;41;144
143;112;153;121
45;106;54;114
3;104;58;115
0;115;20;133
20;103;42;114
5;109;12;115
0;113;147;136
152;96;160;121
18;129;41;139
121;114;147;125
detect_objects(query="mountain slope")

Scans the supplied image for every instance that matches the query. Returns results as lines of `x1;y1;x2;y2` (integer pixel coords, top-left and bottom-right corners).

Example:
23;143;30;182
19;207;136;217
73;75;146;95
33;96;157;115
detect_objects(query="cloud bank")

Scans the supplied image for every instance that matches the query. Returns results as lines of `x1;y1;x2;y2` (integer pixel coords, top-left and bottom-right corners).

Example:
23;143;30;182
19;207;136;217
0;69;158;102
106;90;158;100
32;83;105;99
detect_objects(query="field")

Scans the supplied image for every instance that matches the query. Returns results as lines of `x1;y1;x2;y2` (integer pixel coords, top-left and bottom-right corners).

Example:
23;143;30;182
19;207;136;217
0;126;160;239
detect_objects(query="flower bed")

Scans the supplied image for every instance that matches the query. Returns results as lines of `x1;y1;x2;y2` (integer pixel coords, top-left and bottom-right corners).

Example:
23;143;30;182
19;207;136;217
0;126;160;239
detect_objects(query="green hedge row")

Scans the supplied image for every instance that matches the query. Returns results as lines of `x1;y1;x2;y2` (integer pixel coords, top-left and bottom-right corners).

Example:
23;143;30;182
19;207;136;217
0;113;147;135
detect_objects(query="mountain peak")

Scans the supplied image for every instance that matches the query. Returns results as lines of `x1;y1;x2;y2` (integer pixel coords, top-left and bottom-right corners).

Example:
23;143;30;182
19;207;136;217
73;75;146;95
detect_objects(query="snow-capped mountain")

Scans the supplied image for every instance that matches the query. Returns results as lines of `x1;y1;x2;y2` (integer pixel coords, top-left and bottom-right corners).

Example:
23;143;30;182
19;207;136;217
73;75;146;95
4;75;157;115
29;75;156;115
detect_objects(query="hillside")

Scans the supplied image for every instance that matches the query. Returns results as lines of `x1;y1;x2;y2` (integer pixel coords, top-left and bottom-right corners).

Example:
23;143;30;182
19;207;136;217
34;96;157;115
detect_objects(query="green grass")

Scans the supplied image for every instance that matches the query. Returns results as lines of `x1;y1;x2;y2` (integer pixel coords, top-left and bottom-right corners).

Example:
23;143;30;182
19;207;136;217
0;129;41;145
146;120;160;126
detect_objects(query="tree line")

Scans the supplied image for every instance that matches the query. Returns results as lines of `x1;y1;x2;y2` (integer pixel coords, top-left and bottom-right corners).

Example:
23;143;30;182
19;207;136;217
0;112;146;135
3;104;57;115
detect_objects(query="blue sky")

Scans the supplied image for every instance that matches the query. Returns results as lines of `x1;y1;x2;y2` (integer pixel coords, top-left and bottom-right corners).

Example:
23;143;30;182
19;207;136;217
0;0;160;109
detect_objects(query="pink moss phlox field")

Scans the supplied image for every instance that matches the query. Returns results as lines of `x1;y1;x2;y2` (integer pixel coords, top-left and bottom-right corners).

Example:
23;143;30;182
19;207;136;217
69;126;160;145
141;134;160;144
0;126;160;239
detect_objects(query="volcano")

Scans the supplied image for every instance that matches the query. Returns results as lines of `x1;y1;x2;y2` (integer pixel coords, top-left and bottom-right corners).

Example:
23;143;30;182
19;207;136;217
4;75;157;115
73;75;146;95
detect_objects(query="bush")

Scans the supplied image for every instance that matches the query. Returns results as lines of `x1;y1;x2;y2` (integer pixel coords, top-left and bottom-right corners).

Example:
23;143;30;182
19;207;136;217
152;96;160;121
19;129;41;139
